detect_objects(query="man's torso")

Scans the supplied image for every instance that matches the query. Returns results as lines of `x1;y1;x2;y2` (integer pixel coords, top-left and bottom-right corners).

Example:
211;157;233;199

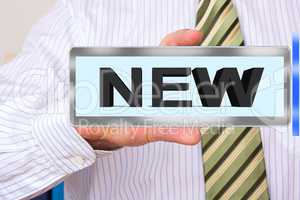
64;0;300;199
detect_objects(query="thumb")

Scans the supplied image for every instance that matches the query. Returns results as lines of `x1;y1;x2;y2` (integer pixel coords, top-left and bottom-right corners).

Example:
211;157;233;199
160;29;204;46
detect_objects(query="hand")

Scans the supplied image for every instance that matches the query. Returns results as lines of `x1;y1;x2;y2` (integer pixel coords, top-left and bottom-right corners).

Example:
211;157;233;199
77;29;204;150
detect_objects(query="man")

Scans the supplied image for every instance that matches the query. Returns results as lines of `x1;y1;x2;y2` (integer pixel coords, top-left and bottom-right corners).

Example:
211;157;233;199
0;0;299;199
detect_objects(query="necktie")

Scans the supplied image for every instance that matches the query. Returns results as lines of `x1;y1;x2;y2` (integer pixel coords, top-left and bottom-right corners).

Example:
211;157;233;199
195;0;269;199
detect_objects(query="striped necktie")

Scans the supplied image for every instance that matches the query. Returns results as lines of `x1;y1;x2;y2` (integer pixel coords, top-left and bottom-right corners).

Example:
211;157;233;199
195;0;270;199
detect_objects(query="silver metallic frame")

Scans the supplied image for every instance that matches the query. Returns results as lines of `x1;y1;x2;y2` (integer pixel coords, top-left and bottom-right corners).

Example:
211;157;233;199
70;47;290;127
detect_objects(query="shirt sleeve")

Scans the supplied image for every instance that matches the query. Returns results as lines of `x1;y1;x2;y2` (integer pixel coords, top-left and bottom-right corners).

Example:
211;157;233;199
0;1;106;199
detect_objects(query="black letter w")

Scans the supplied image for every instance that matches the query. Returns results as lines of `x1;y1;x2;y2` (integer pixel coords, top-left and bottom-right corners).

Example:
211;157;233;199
192;68;264;107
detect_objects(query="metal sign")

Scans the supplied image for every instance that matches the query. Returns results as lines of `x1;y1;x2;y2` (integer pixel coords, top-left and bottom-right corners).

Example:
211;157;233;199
70;47;290;127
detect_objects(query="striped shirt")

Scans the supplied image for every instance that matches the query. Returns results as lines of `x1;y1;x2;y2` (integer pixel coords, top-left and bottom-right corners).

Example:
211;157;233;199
0;0;299;199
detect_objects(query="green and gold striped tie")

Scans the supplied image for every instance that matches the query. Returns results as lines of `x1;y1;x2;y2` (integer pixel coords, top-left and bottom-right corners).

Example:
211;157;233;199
195;0;269;199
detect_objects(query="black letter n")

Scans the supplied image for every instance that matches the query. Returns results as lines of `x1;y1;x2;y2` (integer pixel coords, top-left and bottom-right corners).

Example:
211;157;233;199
100;68;142;107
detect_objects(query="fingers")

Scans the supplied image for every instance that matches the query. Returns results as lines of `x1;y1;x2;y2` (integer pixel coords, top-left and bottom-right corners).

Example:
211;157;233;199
76;127;107;141
148;127;201;145
77;127;201;147
160;29;204;46
105;127;200;146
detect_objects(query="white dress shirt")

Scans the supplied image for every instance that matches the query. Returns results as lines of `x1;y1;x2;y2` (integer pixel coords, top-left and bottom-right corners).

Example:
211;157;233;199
0;0;300;199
